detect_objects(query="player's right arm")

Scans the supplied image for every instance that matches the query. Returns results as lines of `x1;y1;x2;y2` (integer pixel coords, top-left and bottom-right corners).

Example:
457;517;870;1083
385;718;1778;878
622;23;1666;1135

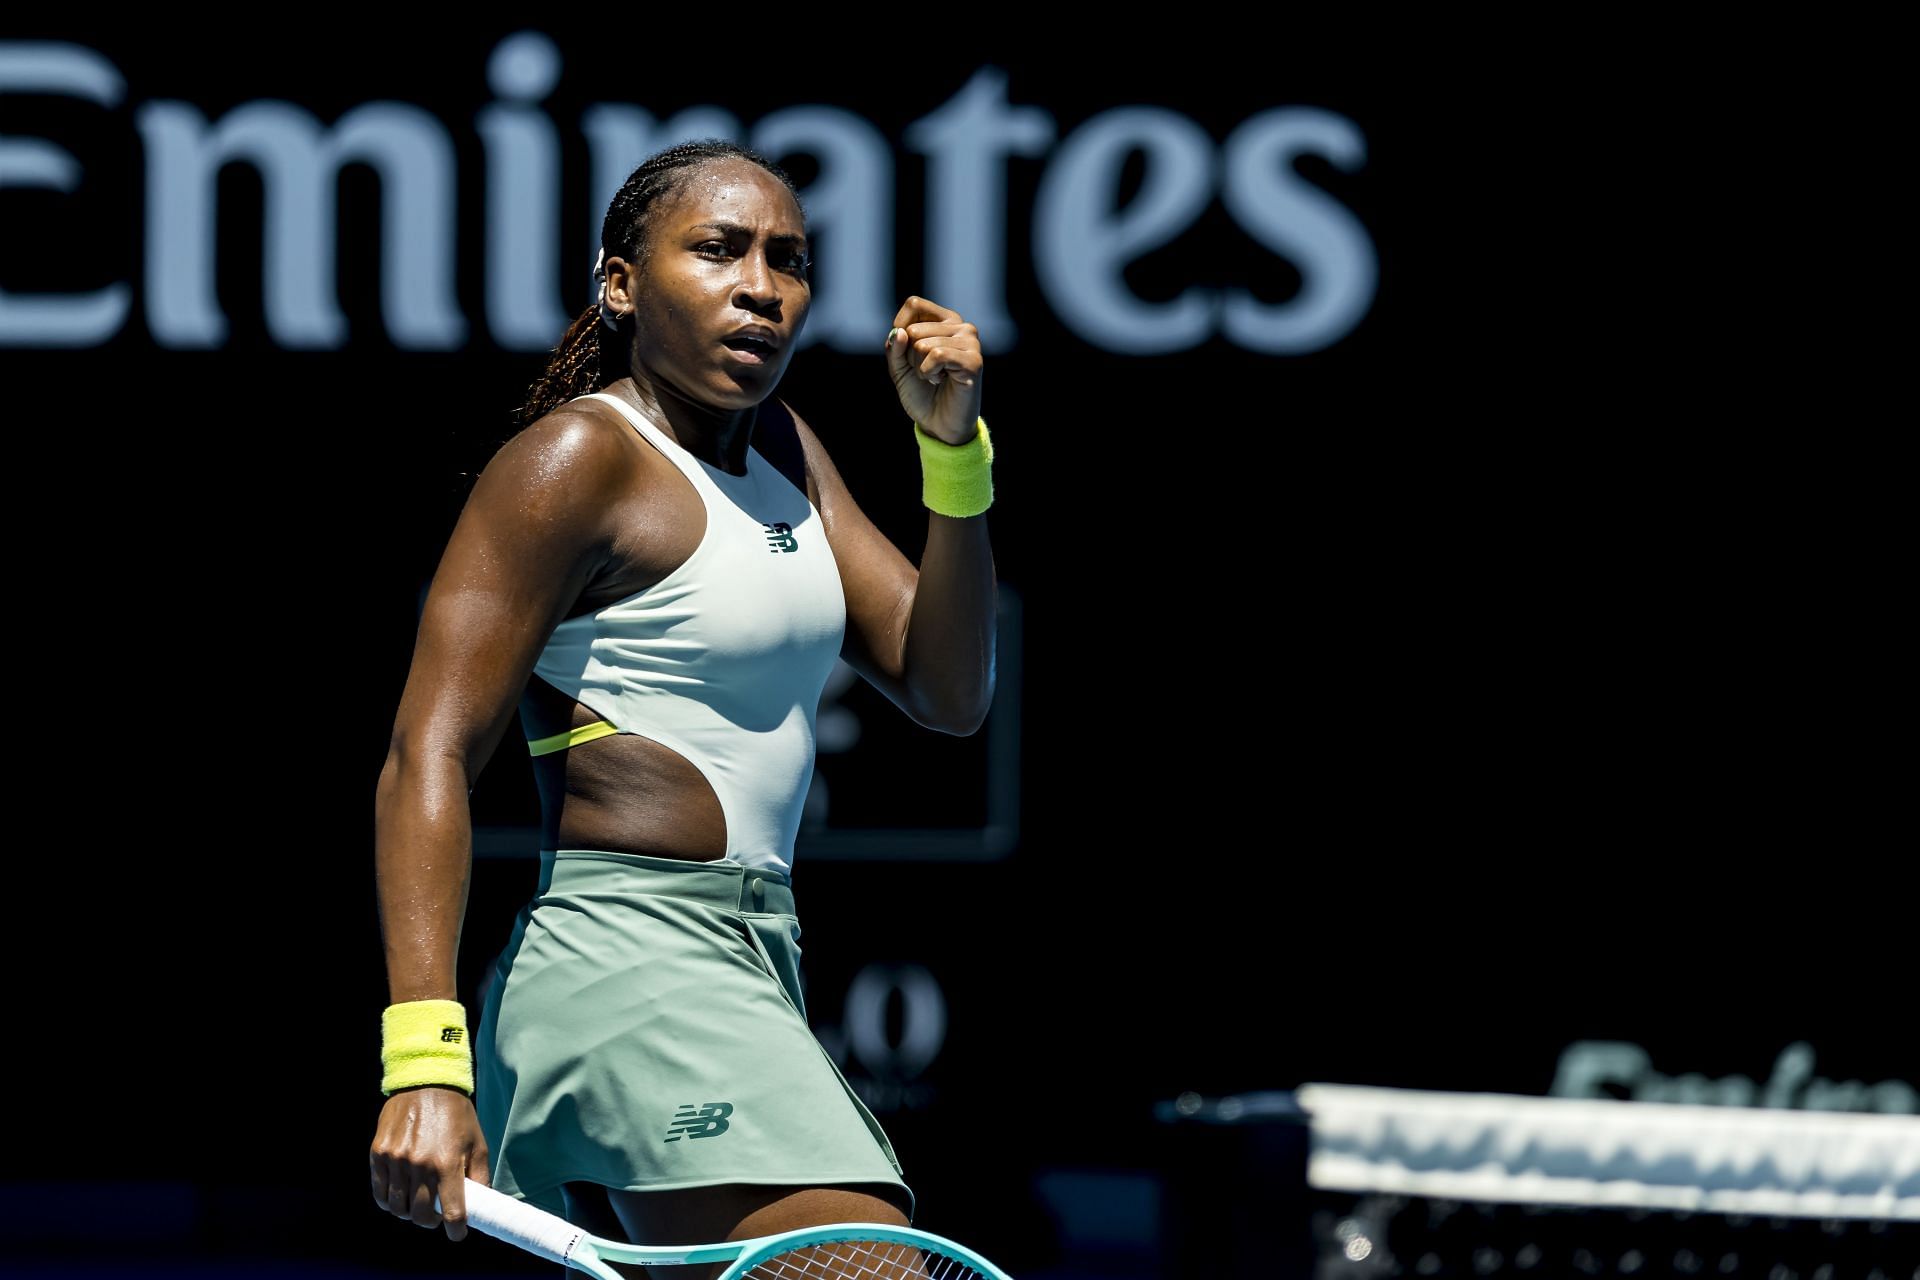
369;406;634;1240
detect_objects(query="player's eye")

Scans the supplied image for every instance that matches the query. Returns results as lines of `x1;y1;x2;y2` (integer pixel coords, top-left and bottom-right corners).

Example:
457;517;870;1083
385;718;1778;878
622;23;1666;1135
695;240;809;275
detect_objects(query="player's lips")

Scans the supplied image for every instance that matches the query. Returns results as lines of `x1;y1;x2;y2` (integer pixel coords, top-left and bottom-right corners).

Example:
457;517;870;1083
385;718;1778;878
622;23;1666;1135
720;326;781;364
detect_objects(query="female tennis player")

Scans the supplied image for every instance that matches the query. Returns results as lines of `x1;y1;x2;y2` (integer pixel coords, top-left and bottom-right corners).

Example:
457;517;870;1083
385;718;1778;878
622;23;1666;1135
368;137;997;1278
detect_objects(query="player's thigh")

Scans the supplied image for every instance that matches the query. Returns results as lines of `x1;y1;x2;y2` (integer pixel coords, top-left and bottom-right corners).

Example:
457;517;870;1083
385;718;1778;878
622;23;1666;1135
561;1179;632;1240
603;1181;911;1280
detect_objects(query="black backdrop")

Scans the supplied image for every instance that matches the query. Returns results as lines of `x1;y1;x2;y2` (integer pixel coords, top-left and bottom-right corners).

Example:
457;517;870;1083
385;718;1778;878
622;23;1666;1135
3;18;1904;1272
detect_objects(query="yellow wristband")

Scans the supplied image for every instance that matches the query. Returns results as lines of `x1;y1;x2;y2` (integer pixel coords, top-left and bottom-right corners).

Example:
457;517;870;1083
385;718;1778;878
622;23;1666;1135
914;417;993;518
380;998;474;1097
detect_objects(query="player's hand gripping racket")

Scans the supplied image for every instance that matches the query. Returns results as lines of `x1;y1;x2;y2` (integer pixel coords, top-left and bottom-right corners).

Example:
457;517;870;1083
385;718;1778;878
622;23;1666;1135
438;1177;1013;1279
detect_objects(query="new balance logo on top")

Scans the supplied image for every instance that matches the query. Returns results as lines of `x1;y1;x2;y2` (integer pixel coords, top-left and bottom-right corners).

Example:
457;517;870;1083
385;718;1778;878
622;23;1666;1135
665;1102;734;1141
440;1027;463;1044
763;521;798;553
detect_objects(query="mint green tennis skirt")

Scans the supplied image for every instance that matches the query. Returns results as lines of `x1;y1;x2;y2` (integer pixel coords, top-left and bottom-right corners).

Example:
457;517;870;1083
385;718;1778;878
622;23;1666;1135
473;849;914;1222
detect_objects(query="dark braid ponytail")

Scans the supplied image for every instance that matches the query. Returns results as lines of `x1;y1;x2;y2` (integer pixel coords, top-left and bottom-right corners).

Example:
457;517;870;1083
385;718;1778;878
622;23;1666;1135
512;137;807;430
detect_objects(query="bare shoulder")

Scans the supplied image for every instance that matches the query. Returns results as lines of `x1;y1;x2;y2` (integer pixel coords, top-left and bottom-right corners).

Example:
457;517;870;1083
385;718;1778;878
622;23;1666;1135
780;397;829;453
470;400;638;519
777;397;850;500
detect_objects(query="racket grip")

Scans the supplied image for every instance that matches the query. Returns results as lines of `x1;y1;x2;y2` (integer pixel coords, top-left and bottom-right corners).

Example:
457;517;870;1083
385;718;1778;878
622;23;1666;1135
436;1177;585;1266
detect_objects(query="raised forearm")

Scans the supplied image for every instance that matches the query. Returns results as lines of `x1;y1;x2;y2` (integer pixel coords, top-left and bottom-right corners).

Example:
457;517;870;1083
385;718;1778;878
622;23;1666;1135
902;510;997;734
374;745;476;1004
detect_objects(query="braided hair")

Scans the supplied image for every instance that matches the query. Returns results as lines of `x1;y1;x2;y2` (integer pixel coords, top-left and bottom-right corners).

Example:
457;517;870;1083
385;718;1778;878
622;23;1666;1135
512;138;807;429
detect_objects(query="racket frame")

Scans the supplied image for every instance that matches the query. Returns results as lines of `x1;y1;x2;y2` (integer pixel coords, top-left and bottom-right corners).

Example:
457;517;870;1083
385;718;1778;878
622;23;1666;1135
443;1176;1013;1279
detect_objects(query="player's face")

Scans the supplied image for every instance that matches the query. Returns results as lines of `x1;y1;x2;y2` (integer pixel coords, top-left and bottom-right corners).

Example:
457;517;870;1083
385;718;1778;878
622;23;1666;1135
615;158;811;410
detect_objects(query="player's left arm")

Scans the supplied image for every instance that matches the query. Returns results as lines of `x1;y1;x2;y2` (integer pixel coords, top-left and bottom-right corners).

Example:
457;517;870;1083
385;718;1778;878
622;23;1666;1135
784;398;996;735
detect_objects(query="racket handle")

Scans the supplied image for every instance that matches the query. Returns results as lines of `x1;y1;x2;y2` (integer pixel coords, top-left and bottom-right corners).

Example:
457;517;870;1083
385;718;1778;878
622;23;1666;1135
435;1176;586;1266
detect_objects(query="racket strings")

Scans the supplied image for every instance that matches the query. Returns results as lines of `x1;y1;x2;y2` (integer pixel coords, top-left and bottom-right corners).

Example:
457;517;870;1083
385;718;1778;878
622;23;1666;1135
740;1237;988;1280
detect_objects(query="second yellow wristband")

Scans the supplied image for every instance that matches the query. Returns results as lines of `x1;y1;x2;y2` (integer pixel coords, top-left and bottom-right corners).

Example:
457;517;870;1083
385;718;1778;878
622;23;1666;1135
380;998;474;1097
914;417;993;518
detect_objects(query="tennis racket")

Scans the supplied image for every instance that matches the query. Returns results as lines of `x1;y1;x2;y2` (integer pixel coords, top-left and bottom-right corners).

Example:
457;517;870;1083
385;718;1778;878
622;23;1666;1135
437;1177;1014;1279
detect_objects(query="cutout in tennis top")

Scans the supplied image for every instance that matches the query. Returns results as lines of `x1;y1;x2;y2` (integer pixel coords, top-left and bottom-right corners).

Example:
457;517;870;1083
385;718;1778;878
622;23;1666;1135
525;391;847;877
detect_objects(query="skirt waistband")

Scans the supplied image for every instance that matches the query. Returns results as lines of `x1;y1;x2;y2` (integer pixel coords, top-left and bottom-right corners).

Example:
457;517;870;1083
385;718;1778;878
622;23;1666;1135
535;848;797;915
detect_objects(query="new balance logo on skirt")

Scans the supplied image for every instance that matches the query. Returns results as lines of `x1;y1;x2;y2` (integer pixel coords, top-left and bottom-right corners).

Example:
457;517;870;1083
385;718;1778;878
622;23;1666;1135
665;1102;734;1141
763;522;798;552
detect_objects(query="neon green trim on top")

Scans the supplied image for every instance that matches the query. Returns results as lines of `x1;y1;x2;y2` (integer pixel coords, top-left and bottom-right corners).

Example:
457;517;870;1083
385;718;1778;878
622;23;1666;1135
528;719;620;756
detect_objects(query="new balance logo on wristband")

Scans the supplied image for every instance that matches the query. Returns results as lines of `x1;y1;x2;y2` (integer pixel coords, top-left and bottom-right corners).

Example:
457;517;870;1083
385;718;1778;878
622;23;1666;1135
665;1102;734;1141
763;521;797;553
440;1027;463;1043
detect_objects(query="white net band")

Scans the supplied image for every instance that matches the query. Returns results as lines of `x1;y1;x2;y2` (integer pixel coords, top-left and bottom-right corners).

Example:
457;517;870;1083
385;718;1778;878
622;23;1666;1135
1296;1083;1920;1220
